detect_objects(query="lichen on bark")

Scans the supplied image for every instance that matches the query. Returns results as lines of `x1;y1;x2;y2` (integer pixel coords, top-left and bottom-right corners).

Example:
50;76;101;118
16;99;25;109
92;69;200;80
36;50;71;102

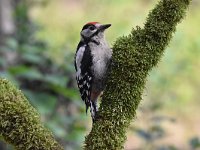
84;0;191;150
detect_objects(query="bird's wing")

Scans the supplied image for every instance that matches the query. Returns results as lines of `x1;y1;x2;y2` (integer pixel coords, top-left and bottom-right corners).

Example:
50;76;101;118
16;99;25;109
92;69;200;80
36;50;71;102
75;44;93;113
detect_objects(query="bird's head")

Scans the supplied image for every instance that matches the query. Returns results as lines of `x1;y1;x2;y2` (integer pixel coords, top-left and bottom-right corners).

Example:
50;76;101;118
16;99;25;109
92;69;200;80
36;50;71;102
80;22;111;43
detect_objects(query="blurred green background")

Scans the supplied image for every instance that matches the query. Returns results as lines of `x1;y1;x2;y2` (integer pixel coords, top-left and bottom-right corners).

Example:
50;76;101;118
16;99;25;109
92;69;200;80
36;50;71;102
0;0;200;150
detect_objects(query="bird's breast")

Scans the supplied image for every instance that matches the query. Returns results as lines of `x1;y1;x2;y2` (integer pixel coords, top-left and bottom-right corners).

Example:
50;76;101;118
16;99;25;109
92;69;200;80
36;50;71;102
90;43;112;79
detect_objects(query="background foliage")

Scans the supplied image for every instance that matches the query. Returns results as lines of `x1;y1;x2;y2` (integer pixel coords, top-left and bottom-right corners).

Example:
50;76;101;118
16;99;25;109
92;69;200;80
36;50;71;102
0;0;199;150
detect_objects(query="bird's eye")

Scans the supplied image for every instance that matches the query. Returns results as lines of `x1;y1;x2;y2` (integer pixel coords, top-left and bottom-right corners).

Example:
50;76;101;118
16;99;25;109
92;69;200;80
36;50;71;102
89;26;95;30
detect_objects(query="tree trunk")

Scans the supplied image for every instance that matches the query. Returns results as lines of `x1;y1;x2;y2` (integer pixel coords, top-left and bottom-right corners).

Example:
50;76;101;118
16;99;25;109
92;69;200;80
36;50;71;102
84;0;191;149
0;79;63;150
0;0;15;44
0;0;191;149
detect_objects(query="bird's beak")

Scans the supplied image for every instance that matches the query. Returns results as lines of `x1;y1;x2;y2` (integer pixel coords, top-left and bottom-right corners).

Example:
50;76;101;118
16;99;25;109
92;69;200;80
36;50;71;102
98;24;111;31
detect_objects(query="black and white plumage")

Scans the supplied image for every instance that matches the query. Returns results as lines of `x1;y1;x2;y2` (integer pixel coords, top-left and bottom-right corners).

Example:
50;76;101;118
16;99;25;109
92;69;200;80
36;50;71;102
74;22;112;121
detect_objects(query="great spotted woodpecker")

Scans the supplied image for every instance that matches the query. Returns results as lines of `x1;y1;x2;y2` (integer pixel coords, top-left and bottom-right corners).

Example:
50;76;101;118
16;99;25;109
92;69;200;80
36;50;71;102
74;22;112;121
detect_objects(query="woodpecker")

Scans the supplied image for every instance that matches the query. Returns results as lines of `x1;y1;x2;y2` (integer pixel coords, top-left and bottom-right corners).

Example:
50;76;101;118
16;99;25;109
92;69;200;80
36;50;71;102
74;22;112;122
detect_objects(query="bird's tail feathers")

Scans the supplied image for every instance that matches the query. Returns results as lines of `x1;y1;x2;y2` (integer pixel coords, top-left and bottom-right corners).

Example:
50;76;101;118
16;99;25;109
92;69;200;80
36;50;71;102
90;100;98;122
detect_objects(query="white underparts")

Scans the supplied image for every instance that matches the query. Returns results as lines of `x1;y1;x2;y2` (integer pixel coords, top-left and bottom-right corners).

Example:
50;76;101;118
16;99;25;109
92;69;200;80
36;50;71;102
89;38;112;79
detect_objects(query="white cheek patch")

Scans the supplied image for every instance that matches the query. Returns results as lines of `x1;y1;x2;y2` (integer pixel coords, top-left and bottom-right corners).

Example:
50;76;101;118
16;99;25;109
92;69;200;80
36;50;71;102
81;28;98;39
81;30;89;38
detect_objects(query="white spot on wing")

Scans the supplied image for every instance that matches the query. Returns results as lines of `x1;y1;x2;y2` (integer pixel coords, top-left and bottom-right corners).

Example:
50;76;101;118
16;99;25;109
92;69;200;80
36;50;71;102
87;83;90;87
83;80;86;85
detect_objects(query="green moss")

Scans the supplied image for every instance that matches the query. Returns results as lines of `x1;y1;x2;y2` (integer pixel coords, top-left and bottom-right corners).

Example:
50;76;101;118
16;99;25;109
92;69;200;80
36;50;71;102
0;78;63;150
84;0;191;149
0;0;191;149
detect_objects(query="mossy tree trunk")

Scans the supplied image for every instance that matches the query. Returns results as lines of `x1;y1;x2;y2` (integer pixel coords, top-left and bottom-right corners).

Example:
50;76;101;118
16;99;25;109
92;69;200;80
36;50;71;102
0;0;191;150
0;79;63;150
84;0;191;150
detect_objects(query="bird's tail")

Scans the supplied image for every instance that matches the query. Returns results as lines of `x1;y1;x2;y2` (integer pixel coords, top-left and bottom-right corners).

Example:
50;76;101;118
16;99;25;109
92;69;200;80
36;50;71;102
90;100;98;122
